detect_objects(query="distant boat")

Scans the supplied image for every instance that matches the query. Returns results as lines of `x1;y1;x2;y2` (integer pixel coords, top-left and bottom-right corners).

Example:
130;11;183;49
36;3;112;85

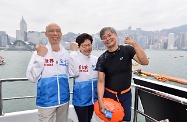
0;56;5;65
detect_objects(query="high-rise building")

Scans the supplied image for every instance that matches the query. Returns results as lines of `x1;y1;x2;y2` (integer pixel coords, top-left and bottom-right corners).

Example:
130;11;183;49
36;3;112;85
27;31;48;45
135;28;141;35
179;32;187;50
127;26;132;35
0;31;8;47
167;33;177;50
16;17;27;41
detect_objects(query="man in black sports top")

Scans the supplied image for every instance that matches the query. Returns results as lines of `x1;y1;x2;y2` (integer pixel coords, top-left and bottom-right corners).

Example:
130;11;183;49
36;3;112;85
97;45;135;93
95;27;149;122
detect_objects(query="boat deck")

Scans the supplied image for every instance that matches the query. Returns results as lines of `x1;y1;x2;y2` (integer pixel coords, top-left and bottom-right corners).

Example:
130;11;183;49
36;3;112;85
0;105;102;122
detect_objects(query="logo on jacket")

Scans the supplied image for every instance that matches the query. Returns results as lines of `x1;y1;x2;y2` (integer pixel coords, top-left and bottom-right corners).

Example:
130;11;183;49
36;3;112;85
79;65;88;72
92;65;96;71
44;58;54;66
59;59;68;66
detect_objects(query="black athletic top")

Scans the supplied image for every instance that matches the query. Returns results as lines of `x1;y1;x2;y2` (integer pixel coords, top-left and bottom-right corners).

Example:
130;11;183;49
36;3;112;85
95;45;135;92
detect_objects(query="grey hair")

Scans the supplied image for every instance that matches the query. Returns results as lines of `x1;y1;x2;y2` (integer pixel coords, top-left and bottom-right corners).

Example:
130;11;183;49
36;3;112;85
100;27;117;39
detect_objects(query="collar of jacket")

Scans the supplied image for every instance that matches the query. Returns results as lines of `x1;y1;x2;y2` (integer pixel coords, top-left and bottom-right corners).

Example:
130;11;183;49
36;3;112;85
46;43;68;54
78;50;91;59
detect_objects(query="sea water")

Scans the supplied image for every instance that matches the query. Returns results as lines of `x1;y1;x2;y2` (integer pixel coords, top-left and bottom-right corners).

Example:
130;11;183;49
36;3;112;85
0;50;187;121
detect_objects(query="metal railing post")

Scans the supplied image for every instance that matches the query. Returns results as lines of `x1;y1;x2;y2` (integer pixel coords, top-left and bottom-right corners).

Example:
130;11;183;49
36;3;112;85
0;80;3;116
133;87;139;122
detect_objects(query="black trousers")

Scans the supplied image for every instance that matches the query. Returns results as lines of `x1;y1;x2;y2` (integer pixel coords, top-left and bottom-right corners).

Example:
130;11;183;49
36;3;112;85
74;105;94;122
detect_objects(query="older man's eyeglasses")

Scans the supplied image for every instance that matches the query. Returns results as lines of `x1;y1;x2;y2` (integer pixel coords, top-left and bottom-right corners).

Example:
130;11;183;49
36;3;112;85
47;29;61;33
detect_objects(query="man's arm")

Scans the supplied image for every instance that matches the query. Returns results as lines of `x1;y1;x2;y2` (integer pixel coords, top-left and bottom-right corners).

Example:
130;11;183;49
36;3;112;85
124;36;149;65
97;71;110;113
26;52;45;82
68;42;79;77
132;42;149;65
26;45;48;82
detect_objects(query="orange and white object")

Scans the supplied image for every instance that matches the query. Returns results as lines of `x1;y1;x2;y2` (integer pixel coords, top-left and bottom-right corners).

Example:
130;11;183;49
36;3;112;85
94;98;124;122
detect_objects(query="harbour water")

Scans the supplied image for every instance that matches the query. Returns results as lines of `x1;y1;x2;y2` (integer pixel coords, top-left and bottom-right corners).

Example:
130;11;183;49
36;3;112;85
0;49;187;121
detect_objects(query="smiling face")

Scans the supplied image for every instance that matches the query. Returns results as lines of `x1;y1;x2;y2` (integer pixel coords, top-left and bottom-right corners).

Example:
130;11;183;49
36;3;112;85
45;23;62;45
101;29;118;48
79;39;92;56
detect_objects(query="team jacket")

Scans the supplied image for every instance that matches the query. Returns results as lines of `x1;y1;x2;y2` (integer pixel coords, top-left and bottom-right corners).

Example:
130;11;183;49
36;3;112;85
69;51;98;106
26;43;70;108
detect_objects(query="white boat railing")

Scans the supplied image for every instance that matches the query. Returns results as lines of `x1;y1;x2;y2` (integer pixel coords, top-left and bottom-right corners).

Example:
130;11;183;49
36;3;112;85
1;77;187;122
132;84;187;105
131;76;187;122
0;77;102;122
0;77;74;116
0;78;34;116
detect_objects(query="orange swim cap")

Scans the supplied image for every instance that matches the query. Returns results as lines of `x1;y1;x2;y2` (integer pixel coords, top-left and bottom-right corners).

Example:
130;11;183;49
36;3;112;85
94;98;124;122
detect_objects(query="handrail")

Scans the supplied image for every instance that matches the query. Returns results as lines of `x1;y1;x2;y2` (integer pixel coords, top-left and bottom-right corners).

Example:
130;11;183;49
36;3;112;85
131;83;187;122
0;77;74;116
0;78;31;116
1;78;186;121
2;96;36;101
2;92;73;101
0;78;29;82
131;83;187;105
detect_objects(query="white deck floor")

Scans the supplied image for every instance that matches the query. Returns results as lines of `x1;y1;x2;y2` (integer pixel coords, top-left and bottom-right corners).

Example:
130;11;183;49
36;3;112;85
0;105;103;122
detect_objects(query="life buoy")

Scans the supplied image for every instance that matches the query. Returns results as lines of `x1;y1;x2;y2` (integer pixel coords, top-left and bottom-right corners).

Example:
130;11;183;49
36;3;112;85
94;98;124;122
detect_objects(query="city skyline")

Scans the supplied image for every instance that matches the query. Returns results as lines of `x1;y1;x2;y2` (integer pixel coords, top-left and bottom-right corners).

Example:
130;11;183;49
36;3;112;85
2;17;187;39
1;0;187;37
1;16;187;51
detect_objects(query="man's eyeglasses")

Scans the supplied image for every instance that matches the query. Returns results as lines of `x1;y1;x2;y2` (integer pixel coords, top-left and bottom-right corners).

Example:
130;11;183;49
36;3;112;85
81;44;92;48
102;33;114;40
47;29;61;33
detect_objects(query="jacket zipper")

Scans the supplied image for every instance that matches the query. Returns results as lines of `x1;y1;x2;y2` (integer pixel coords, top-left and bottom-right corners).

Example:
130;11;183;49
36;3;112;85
56;60;60;105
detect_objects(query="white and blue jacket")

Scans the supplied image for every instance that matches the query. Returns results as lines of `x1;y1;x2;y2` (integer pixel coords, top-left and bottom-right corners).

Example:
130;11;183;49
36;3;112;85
69;51;98;106
26;43;70;108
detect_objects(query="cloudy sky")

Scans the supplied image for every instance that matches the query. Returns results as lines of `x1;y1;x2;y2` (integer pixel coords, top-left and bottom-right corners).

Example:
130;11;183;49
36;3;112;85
1;0;187;37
